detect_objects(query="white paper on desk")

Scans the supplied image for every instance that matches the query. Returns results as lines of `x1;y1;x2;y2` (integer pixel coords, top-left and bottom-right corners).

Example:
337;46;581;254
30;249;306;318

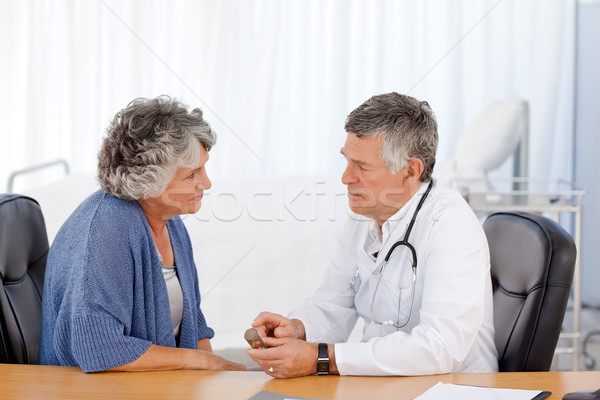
415;382;546;400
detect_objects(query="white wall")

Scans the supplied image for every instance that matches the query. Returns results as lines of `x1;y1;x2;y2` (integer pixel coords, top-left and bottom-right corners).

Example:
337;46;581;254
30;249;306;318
0;0;577;193
574;0;600;307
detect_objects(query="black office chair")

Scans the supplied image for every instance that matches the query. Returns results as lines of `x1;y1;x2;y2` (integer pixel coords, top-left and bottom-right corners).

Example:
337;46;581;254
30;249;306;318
0;194;48;364
483;211;576;372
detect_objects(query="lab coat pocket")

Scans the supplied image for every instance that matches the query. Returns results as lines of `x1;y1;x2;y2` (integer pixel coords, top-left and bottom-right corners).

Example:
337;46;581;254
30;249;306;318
352;250;377;316
371;252;415;326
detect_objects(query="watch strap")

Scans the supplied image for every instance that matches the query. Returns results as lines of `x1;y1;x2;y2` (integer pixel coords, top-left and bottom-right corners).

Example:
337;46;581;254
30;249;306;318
316;343;329;375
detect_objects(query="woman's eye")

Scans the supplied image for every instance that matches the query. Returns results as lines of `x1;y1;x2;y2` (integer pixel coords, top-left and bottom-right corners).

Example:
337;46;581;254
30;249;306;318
187;173;195;179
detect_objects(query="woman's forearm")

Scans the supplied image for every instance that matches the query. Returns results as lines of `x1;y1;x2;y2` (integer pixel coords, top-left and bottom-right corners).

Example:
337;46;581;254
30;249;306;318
105;344;244;372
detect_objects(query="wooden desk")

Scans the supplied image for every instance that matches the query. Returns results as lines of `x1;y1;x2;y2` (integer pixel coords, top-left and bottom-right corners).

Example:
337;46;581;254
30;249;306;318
1;364;599;399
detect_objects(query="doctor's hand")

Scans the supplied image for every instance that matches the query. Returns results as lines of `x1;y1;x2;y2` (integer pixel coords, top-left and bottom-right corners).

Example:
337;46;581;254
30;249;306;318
252;312;306;340
246;337;318;379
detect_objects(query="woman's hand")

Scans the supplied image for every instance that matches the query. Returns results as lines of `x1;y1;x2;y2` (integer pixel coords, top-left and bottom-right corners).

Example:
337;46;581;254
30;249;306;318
204;353;247;371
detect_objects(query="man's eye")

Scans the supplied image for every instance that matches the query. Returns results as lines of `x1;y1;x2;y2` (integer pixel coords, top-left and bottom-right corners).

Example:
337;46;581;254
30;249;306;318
187;173;196;179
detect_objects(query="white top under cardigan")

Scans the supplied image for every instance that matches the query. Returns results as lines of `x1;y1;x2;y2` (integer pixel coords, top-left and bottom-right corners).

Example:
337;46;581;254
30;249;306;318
159;253;183;340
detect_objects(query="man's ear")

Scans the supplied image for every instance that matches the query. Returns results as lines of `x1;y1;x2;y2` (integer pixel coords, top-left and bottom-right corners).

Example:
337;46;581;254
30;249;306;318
405;159;425;182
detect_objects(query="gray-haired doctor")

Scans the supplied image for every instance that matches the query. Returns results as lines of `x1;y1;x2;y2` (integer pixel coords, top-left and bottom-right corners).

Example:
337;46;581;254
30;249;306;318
247;92;498;378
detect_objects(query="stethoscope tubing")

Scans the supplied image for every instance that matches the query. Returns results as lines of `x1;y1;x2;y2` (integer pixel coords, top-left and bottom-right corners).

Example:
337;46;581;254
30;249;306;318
369;179;434;329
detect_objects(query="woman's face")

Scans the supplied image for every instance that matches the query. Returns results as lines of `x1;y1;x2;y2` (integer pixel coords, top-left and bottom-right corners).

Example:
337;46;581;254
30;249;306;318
155;142;212;218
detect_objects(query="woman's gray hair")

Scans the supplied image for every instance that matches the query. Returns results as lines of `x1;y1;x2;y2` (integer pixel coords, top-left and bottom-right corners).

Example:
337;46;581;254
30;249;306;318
344;92;438;182
98;95;216;200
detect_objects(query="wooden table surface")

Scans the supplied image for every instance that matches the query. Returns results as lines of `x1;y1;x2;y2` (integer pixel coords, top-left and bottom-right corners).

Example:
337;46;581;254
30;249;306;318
1;364;599;399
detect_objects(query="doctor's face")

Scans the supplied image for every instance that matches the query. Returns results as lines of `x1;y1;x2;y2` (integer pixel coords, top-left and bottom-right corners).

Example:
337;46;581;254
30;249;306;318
341;132;411;226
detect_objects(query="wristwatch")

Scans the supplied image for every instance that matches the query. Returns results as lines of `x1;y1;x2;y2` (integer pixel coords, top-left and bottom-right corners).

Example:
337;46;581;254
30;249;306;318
317;343;329;375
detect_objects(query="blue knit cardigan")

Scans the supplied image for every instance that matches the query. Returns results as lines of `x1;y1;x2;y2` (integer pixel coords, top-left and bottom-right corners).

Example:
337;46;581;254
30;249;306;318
38;190;214;372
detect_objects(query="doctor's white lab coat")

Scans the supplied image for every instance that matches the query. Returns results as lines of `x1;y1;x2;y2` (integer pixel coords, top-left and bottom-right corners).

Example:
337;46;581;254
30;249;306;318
289;182;498;375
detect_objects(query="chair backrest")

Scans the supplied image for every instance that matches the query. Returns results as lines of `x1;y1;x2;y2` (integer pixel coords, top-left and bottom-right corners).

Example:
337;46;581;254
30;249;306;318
483;211;576;372
0;194;48;364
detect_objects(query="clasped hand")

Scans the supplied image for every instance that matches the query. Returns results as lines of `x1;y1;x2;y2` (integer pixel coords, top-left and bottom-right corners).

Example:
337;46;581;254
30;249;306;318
246;312;318;378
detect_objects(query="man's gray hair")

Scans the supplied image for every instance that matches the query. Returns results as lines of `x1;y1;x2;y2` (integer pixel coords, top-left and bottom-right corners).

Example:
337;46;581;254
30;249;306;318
97;95;216;200
344;92;438;182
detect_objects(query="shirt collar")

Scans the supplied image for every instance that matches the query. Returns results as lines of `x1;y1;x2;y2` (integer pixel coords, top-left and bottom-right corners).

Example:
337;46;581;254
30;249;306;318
368;181;429;245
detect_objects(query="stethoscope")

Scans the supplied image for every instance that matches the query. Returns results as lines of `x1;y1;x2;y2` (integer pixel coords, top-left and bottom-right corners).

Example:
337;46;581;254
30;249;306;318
350;179;434;329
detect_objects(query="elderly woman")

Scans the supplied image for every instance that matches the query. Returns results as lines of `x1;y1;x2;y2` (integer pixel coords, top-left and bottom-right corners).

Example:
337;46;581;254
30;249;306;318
39;96;245;373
